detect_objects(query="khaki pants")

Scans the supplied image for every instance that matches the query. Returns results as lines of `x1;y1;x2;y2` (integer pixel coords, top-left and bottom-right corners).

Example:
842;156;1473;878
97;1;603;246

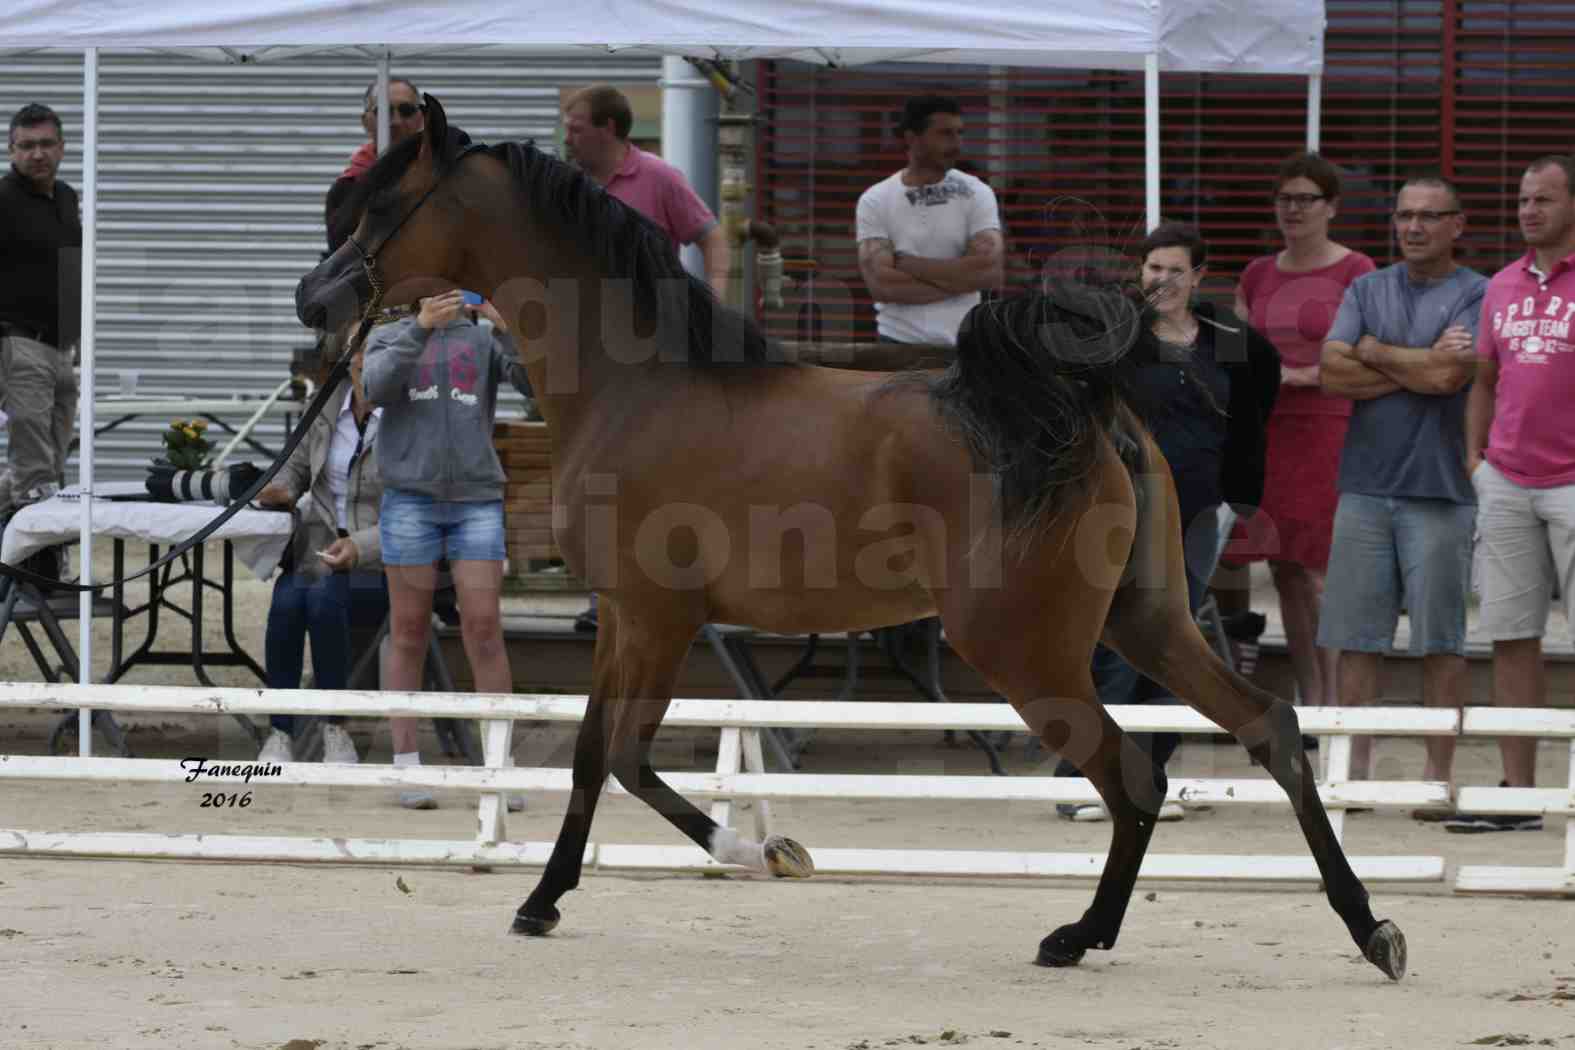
1;333;77;515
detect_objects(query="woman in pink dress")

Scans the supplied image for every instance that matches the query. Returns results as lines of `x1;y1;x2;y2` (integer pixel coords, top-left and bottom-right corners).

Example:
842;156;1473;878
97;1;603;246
1227;152;1375;707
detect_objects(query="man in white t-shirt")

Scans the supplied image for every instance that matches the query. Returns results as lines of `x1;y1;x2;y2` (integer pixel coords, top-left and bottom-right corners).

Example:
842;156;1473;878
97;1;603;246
855;95;1004;346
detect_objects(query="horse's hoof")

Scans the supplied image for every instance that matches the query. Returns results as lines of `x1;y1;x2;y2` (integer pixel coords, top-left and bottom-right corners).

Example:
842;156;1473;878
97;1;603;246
1035;926;1088;968
763;835;814;878
1364;919;1406;981
510;904;560;937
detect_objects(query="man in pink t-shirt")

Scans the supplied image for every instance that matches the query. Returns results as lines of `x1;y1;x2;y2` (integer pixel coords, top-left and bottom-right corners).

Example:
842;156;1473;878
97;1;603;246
563;85;729;291
1457;153;1575;831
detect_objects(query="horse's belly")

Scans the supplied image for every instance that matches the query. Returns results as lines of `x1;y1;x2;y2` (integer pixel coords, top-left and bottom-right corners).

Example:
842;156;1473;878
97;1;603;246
706;583;935;637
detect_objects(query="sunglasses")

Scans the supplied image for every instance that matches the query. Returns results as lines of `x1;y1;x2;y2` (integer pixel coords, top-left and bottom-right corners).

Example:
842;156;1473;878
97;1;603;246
365;101;423;120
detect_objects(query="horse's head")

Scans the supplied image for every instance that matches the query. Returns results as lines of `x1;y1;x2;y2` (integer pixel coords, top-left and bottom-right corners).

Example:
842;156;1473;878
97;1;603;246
295;94;476;333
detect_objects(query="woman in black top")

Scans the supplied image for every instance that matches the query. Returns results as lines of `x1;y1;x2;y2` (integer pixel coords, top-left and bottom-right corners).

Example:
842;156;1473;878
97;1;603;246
1058;222;1281;821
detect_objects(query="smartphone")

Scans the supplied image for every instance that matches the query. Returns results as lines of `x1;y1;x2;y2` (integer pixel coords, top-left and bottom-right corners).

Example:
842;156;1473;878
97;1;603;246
460;290;483;307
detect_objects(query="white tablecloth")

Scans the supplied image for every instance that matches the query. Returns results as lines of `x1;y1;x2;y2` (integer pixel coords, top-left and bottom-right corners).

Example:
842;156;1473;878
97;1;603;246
1;496;293;580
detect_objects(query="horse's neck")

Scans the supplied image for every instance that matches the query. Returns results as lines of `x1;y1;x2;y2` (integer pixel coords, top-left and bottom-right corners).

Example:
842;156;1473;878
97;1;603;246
503;284;685;442
477;202;687;438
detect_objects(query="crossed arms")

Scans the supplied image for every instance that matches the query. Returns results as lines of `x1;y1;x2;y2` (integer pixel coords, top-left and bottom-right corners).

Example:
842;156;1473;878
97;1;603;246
1320;326;1478;400
857;230;1005;305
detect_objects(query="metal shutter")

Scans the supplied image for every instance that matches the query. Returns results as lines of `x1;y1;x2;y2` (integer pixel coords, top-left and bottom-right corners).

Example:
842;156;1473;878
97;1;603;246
0;48;659;480
1454;1;1575;267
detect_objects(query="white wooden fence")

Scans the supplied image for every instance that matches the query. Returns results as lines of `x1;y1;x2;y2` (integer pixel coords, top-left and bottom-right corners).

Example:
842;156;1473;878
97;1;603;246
0;683;1568;895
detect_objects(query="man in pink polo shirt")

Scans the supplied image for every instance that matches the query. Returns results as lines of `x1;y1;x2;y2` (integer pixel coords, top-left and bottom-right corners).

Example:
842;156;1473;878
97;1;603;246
563;84;729;290
1456;153;1575;833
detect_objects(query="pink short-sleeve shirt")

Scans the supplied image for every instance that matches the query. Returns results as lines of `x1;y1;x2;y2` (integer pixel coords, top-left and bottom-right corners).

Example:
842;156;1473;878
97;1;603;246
1477;249;1575;488
604;145;718;248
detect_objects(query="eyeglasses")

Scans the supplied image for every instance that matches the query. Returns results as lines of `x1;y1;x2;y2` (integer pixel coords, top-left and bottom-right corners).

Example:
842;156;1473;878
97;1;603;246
11;137;61;153
365;102;423;120
1393;209;1461;226
1274;192;1327;210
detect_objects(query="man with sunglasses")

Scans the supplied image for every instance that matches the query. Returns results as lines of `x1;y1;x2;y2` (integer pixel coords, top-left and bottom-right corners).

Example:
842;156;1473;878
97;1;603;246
325;77;425;253
0;102;81;549
1318;175;1485;811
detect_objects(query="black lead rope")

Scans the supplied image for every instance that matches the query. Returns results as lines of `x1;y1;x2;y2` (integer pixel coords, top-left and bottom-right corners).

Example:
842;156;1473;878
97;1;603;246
0;318;370;595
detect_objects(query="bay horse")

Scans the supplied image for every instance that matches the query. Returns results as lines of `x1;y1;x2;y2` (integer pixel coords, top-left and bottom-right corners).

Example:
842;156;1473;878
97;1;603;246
295;95;1406;981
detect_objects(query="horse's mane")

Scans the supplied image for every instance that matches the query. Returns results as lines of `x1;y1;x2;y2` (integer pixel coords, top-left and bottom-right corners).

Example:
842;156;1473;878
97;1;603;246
486;140;784;369
343;127;470;228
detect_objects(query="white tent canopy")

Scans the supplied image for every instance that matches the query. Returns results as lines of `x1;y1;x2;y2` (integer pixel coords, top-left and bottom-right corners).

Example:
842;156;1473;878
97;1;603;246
3;0;1323;73
3;1;1325;747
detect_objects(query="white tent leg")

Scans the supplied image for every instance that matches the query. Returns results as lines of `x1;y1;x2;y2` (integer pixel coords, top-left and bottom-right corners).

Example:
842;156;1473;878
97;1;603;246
1144;51;1160;233
77;46;100;751
1306;72;1322;151
376;50;391;154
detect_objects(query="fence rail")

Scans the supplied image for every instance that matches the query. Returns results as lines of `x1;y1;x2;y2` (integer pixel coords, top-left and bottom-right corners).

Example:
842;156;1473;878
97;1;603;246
0;684;1567;895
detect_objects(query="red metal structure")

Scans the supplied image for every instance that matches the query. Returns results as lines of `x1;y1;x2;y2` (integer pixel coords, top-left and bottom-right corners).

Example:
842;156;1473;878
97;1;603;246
755;1;1575;343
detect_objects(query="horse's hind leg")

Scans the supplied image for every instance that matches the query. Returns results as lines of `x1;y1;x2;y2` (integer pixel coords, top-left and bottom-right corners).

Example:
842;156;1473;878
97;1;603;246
1021;690;1170;967
1101;472;1406;979
947;605;1165;966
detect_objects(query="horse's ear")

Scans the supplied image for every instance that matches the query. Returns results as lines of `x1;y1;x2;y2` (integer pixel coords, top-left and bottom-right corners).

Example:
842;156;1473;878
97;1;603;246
423;93;449;148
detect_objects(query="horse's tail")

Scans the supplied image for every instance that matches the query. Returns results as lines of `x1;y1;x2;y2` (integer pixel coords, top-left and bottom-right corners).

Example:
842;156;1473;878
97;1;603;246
930;279;1146;535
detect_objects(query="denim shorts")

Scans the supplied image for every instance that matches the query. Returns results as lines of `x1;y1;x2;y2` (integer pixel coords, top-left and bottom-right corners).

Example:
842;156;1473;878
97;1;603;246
1317;492;1475;655
380;489;506;566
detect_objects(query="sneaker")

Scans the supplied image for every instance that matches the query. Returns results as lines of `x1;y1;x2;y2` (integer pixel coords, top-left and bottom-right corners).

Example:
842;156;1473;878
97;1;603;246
1056;802;1108;822
1444;812;1542;834
1443;781;1544;834
1157;801;1185;822
398;790;439;810
258;728;293;763
321;724;359;764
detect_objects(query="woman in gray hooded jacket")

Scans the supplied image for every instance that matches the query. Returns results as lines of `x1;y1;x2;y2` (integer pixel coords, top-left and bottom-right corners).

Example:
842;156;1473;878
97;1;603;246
363;289;533;805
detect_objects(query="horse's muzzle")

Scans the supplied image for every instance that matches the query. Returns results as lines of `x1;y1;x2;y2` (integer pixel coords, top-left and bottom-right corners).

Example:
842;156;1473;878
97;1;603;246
295;248;371;333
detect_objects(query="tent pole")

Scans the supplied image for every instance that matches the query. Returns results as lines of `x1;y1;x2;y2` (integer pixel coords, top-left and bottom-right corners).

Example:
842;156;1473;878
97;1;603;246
661;56;718;285
376;50;391;154
1144;51;1160;232
1306;72;1321;151
77;46;99;753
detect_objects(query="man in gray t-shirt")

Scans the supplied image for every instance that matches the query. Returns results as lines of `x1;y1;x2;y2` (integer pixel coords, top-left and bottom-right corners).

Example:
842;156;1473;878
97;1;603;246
1317;176;1486;800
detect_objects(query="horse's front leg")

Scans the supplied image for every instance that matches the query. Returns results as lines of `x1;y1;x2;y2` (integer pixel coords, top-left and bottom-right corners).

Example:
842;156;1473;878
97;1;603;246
600;613;814;879
513;605;624;935
511;693;610;934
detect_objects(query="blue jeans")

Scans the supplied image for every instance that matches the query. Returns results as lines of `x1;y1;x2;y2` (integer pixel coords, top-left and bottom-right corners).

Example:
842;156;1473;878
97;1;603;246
265;570;390;734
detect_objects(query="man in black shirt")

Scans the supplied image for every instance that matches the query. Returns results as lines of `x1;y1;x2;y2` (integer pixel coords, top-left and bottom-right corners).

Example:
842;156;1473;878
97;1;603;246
1;102;82;518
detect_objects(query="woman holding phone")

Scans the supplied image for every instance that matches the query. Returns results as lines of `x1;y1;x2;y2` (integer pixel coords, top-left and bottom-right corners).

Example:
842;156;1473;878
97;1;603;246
363;289;534;808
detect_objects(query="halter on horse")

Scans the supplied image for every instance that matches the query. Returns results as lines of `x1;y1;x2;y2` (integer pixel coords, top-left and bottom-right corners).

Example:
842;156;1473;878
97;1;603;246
295;94;1407;981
